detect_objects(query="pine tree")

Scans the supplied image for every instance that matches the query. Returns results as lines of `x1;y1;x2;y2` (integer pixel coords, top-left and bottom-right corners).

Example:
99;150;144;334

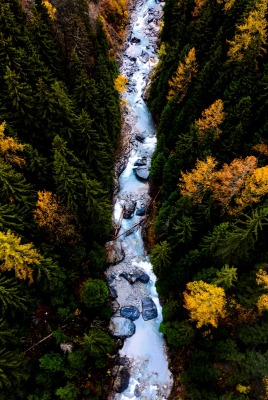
0;274;28;313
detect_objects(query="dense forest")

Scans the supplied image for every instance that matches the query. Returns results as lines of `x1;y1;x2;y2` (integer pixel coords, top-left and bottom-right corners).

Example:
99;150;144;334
148;0;268;398
0;0;129;398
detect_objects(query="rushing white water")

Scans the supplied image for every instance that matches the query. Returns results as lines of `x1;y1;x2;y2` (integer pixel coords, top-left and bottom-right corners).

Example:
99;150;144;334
107;0;173;398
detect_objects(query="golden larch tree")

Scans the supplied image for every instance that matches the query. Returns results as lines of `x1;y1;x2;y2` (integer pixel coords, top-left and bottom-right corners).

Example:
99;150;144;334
0;230;42;284
114;75;128;93
227;0;267;61
235;165;268;211
256;268;268;313
0;121;25;166
211;156;257;211
167;48;198;102
42;0;56;20
183;280;226;328
217;0;236;12
34;190;78;243
192;0;207;17
178;156;217;204
195;99;225;141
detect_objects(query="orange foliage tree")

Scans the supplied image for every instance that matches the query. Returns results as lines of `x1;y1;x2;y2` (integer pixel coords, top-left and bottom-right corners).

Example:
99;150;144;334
195;99;226;141
178;156;217;204
252;143;268;157
211;156;257;212
227;0;267;61
235;166;268;211
192;0;206;16
183;280;226;328
34;190;78;243
167;48;198;102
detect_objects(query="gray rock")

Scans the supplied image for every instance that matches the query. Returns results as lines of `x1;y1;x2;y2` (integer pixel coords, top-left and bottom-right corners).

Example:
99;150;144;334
110;300;120;313
119;270;150;284
105;240;125;265
136;207;146;216
134;158;147;166
109;286;118;299
120;306;140;321
134;167;150;181
134;385;141;397
131;37;141;44
135;133;146;143
113;366;130;393
109;317;136;338
107;273;116;285
141;297;158;321
123;200;136;219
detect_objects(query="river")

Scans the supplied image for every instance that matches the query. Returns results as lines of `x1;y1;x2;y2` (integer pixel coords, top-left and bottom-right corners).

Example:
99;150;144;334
106;0;173;398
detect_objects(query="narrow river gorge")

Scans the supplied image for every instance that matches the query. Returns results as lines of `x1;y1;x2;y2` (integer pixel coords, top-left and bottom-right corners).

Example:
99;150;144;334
105;0;173;398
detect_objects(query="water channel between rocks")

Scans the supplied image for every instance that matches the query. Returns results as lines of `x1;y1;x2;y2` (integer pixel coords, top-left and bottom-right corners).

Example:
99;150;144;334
106;0;173;398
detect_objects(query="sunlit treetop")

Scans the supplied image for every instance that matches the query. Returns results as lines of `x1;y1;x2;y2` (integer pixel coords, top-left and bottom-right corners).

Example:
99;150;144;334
42;0;57;20
167;48;198;103
0;121;25;167
227;0;267;61
195;99;226;141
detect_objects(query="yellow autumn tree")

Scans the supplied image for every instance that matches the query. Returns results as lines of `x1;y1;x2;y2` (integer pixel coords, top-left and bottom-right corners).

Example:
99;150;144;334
227;0;267;61
183;280;226;328
34;190;78;243
42;0;56;20
114;75;128;93
217;0;236;12
256;268;268;288
167;48;198;102
192;0;206;16
178;156;217;204
0;230;42;284
212;156;257;212
0;121;25;166
235;165;268;211
195;99;226;141
99;0;128;31
256;268;268;313
257;294;268;313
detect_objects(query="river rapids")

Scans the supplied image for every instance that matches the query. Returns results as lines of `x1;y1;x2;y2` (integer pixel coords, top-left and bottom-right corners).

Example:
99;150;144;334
106;0;173;398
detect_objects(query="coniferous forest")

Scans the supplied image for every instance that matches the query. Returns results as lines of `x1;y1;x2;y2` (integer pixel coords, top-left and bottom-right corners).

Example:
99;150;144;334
2;0;268;398
148;0;268;398
0;0;128;398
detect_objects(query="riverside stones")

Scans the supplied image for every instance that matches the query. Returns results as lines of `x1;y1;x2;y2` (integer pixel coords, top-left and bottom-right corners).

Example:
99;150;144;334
109;317;136;338
141;297;158;321
119;269;150;284
113;366;130;393
120;306;140;321
134;166;150;181
123;199;137;218
105;240;125;265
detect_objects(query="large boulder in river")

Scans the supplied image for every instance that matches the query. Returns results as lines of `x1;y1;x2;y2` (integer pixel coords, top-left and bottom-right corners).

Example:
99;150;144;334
141;297;158;321
113;366;130;393
109;317;136;338
105;240;125;265
134;167;150;181
119;269;150;284
123;200;136;219
120;306;140;321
